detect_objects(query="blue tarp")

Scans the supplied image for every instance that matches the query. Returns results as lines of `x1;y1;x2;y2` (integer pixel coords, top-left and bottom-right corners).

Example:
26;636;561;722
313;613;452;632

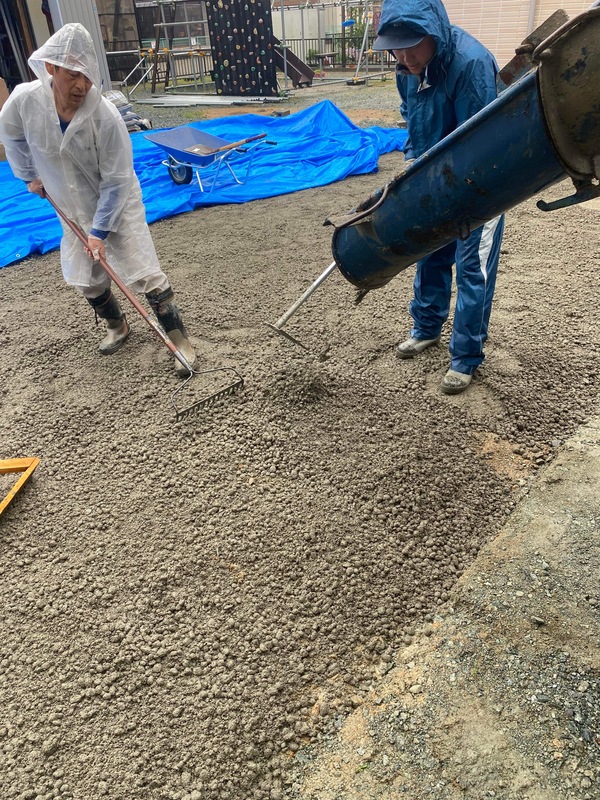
0;99;407;269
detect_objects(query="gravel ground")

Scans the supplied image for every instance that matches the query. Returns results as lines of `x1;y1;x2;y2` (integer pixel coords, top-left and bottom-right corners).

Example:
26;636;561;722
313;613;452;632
291;420;600;800
0;76;598;800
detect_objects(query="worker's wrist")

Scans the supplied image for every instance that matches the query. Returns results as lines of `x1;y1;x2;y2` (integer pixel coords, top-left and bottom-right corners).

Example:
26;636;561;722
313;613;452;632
89;228;109;240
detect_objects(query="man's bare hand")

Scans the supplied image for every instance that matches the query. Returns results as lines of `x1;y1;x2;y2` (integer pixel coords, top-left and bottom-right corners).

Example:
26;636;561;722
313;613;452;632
26;179;45;197
86;235;105;262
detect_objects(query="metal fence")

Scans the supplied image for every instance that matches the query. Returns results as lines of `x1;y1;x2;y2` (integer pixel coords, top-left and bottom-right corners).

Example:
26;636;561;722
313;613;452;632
109;48;216;94
110;32;394;92
283;35;395;70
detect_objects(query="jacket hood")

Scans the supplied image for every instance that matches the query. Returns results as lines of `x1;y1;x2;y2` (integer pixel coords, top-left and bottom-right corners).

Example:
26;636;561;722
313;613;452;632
377;0;453;59
28;23;102;90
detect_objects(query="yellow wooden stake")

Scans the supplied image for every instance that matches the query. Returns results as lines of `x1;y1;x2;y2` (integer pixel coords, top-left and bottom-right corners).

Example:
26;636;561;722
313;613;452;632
0;457;41;516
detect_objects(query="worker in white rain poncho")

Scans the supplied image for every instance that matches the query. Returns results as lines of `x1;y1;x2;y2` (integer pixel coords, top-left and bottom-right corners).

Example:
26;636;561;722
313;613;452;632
0;23;196;375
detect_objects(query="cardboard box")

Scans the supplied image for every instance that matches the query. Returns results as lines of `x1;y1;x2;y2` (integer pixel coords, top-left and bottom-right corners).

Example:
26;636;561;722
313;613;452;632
0;79;7;160
0;78;8;110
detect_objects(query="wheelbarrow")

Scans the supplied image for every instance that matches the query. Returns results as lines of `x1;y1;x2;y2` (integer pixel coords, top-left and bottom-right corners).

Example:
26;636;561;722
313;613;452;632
145;127;270;192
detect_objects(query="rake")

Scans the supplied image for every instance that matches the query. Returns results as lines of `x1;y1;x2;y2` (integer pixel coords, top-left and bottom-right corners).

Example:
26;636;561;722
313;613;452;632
44;193;244;421
265;261;337;359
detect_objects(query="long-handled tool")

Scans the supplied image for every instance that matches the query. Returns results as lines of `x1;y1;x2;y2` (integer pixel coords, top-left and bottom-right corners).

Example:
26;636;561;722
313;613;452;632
44;193;243;421
185;132;267;156
265;183;392;354
265;186;391;354
265;261;337;358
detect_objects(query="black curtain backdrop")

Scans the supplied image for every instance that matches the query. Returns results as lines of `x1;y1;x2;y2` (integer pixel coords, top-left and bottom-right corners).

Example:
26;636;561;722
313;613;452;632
205;0;277;96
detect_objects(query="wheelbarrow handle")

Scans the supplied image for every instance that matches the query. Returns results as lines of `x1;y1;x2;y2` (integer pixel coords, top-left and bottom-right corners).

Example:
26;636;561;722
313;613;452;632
44;192;192;369
213;132;267;153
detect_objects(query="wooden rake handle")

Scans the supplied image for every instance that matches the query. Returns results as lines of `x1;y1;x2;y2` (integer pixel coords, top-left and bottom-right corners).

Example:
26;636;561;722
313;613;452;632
213;132;267;153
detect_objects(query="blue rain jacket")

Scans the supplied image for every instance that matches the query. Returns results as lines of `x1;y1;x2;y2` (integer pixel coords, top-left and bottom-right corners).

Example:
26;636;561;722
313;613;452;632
378;0;499;158
378;0;504;374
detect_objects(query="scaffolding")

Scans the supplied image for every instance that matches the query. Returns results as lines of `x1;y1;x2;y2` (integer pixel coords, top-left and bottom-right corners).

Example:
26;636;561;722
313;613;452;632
109;47;154;98
149;1;212;93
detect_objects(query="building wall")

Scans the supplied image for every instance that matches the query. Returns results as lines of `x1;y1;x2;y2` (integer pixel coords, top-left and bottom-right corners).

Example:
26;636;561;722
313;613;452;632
271;6;340;44
274;1;593;71
26;0;53;49
444;0;592;67
533;0;592;25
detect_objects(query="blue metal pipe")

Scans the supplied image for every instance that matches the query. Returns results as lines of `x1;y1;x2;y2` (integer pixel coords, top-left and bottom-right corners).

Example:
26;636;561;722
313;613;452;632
331;70;566;290
267;4;599;348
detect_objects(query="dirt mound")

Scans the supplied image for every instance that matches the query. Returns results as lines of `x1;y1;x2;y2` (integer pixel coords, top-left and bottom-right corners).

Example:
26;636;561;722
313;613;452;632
1;81;599;800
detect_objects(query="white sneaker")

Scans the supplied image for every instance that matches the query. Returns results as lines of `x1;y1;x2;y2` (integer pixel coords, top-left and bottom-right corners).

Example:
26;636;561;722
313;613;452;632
396;336;440;359
441;369;472;394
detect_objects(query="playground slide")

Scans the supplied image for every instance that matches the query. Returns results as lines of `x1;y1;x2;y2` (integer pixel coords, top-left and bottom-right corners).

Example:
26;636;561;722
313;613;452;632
272;36;314;88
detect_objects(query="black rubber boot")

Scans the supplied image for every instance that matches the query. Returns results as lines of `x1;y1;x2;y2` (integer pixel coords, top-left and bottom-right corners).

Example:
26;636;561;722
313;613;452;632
146;287;196;376
87;289;130;355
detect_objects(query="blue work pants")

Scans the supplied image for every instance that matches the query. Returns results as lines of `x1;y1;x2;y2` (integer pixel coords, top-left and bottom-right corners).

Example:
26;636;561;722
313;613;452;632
409;215;505;374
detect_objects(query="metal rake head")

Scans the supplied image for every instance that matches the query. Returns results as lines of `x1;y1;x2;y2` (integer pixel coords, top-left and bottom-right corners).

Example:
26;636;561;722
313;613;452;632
265;323;330;362
172;366;244;421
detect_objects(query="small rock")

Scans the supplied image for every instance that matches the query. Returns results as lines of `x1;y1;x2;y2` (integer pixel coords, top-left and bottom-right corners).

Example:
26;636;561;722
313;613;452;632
41;737;60;756
181;771;192;787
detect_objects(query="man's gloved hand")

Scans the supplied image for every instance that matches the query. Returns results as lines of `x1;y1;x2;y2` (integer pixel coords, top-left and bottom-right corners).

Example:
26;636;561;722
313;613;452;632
86;235;105;262
26;178;45;197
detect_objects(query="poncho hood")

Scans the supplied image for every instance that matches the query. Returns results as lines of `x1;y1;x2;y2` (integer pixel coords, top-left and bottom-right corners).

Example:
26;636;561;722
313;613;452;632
28;23;102;91
377;0;453;62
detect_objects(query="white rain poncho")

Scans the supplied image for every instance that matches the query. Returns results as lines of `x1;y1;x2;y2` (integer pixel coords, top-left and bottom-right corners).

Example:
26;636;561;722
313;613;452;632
0;23;161;287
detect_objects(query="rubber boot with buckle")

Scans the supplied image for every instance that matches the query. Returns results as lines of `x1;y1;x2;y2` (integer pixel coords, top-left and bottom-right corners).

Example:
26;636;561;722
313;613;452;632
88;289;131;355
146;287;197;377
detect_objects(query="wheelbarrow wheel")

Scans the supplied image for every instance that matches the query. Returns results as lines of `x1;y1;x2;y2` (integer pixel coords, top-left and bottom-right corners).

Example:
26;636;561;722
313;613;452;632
167;157;193;185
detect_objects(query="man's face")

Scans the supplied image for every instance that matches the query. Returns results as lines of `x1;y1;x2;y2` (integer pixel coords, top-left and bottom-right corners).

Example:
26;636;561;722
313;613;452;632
46;64;92;113
393;35;436;74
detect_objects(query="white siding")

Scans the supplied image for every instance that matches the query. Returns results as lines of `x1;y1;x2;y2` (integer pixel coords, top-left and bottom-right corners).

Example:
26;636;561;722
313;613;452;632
444;0;591;68
533;0;591;26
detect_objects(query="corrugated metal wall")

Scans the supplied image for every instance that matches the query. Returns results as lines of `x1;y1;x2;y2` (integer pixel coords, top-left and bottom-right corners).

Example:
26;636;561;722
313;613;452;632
49;0;111;86
444;0;591;67
48;0;112;87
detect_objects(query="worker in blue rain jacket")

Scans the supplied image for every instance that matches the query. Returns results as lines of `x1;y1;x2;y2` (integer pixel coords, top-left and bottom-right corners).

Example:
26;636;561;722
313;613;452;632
0;23;196;376
373;0;504;394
